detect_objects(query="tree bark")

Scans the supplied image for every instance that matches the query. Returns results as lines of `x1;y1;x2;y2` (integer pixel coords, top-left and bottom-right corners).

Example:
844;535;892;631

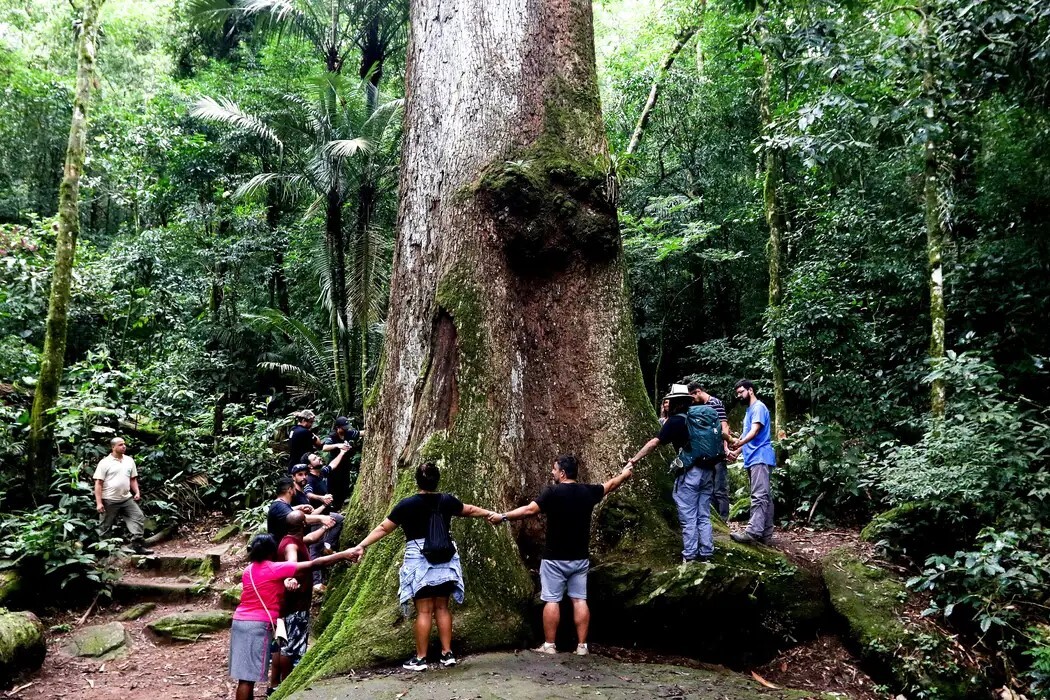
922;9;947;421
28;0;105;495
758;8;788;447
279;0;658;691
326;181;354;412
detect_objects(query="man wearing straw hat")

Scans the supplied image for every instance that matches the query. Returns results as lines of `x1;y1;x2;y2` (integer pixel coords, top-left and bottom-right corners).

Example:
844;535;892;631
626;383;718;563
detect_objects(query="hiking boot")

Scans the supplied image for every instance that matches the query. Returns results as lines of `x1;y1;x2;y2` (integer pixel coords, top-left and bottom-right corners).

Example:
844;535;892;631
698;554;713;563
575;643;589;656
730;531;757;544
439;651;457;667
533;642;557;655
402;656;427;671
132;542;154;556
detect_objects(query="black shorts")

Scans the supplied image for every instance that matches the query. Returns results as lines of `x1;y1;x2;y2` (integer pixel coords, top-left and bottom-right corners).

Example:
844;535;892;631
414;581;456;600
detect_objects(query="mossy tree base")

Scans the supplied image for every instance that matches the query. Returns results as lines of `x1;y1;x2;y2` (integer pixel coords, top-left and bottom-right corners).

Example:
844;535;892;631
822;547;987;699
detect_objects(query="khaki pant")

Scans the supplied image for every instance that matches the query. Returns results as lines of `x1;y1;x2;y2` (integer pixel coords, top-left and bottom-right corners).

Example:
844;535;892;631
100;497;145;540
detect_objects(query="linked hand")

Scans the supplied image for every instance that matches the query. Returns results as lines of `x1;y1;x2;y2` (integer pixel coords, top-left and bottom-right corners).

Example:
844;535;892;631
346;545;364;562
621;464;634;479
321;515;336;529
486;512;505;525
284;577;299;591
323;494;334;505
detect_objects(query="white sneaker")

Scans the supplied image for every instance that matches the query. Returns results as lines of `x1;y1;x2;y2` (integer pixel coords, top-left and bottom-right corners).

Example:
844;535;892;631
532;642;556;655
575;643;589;656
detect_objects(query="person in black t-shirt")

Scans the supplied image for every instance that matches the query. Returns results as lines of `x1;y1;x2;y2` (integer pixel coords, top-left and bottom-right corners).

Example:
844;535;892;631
627;384;717;563
489;454;634;656
286;410;321;468
320;416;364;509
348;462;496;672
267;477;335;542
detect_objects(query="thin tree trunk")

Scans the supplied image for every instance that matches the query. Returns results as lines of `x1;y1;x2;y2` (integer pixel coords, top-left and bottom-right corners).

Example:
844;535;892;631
28;0;104;494
266;186;290;315
758;7;788;446
626;20;701;157
326;182;354;412
282;0;658;690
922;9;947;421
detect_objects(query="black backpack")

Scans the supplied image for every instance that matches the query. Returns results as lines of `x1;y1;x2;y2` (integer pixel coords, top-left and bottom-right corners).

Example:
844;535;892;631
422;495;455;564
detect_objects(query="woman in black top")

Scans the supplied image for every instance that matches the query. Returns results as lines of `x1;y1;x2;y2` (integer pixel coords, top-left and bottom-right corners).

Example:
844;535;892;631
350;462;496;671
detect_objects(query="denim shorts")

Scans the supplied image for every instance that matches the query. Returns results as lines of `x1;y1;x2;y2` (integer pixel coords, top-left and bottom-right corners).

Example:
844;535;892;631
539;559;589;602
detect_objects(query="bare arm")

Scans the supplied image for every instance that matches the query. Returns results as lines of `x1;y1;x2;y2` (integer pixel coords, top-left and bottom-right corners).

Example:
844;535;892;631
732;421;763;450
326;443;351;471
626;437;663;466
129;476;142;501
459;504;497;519
294;549;352;571
356;518;398;550
489;501;541;524
94;480;104;513
603;465;634;495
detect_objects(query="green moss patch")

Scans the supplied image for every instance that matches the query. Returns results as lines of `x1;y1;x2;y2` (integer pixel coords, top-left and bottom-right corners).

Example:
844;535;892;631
146;611;232;643
0;610;46;685
822;547;987;698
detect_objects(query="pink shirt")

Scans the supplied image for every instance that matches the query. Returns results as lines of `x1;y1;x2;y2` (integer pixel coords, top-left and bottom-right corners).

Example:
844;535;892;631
233;560;299;622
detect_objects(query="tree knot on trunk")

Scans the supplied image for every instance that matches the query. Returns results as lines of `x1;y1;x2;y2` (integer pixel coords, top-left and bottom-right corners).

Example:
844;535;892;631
469;139;619;277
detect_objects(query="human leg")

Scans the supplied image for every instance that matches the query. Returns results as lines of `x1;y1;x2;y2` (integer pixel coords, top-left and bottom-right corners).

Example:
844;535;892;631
712;461;729;521
432;596;452;654
746;463;772;539
672;468;702;561
570;598;590;646
695;469;715;557
235;681;254;700
120;498;146;539
414;596;434;660
100;499;122;534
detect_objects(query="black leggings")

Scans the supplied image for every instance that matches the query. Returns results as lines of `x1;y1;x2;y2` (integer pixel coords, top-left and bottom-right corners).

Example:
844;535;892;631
414;581;455;600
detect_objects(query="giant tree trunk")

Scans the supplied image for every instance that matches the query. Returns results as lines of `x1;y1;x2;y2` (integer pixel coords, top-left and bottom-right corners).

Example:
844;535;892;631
278;0;657;692
28;0;104;495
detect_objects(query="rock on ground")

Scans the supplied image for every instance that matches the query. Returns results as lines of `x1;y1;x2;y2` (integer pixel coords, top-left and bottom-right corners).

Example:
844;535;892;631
61;621;128;661
116;602;156;621
0;569;21;607
0;610;45;687
285;651;826;699
147;611;232;643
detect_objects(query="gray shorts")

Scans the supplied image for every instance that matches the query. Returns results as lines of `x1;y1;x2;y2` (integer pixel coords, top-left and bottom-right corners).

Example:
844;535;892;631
229;619;272;682
539;559;589;602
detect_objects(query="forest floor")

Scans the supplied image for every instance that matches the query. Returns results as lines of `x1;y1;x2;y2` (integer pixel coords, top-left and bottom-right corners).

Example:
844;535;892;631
6;520;884;700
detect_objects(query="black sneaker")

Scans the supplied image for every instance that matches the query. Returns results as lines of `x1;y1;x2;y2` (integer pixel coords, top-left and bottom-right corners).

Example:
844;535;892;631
132;543;154;555
439;651;456;667
403;656;427;671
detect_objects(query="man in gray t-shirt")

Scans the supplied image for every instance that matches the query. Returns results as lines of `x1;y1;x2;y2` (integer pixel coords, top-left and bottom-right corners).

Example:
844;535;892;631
93;437;152;555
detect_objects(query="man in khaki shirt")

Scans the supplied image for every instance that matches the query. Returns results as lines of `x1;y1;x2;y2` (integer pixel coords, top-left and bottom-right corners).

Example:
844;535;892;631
93;437;152;555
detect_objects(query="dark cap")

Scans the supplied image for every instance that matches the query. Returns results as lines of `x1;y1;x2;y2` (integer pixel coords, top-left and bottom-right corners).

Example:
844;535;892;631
334;416;350;428
289;463;309;475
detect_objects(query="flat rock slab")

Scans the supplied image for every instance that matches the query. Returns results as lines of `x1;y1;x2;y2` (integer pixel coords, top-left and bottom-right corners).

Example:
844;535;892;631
286;651;821;699
147;611;232;643
62;622;129;660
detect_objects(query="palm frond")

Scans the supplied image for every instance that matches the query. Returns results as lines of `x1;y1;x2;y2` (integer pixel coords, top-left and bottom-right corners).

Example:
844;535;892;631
191;97;283;152
185;0;235;31
234;172;309;202
323;138;372;160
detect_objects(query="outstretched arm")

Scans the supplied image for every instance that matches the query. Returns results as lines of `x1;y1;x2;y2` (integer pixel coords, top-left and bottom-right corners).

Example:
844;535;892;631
348;519;398;560
626;437;662;467
602;464;634;495
460;504;498;519
488;501;540;524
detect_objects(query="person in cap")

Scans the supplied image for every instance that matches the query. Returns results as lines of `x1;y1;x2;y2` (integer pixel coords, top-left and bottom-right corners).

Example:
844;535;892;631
321;416;364;509
287;410;321;469
626;383;717;562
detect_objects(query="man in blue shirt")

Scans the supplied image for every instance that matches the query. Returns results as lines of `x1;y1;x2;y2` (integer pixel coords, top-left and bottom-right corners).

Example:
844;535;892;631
729;379;777;544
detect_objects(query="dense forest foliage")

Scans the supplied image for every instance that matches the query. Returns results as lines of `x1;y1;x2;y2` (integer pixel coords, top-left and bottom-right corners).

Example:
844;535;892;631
1;0;1049;693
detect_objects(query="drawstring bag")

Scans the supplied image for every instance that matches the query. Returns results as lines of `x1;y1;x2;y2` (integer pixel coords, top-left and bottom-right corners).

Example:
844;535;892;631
421;495;455;564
